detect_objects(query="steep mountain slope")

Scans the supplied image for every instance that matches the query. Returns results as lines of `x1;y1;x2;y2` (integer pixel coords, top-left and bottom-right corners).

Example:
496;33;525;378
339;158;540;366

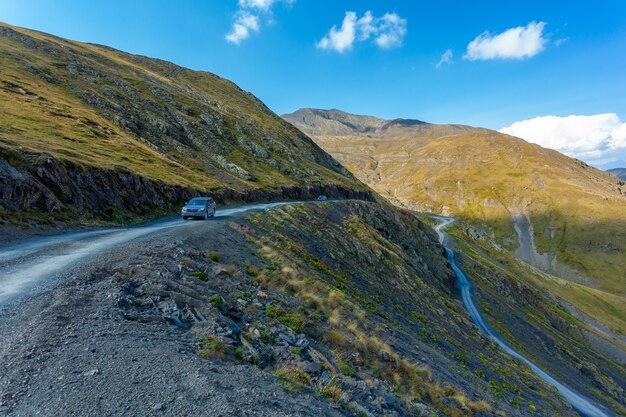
4;199;612;416
283;109;626;329
0;24;369;226
608;168;626;180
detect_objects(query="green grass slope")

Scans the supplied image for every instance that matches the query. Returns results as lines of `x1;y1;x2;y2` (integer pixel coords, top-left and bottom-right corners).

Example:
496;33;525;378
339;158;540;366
0;24;367;225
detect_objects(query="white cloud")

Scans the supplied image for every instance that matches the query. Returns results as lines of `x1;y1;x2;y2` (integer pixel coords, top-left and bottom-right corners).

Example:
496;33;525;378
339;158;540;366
373;13;407;49
226;0;294;44
465;21;547;60
238;0;295;11
436;49;453;68
316;12;357;53
226;12;260;44
500;114;626;165
317;11;407;53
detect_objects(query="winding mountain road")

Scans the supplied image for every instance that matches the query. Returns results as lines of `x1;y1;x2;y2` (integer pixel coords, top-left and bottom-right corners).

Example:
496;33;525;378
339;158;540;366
433;216;612;417
0;202;297;308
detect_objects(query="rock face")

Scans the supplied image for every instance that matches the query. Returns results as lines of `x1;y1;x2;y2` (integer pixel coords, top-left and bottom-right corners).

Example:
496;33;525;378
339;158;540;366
0;24;367;224
0;151;373;221
0;152;193;216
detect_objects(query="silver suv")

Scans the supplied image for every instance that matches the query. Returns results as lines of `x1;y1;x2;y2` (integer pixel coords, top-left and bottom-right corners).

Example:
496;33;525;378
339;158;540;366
181;197;216;220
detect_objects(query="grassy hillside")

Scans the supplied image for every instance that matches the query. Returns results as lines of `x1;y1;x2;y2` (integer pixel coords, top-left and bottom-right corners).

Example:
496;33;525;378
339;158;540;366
237;201;583;416
283;109;626;306
0;24;367;225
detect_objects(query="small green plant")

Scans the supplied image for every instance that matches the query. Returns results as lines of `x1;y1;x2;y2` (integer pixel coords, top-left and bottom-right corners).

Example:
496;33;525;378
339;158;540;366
198;335;224;359
291;347;303;355
244;263;259;277
410;311;428;323
320;380;343;402
454;352;466;365
474;369;486;379
206;251;220;262
260;330;276;345
209;294;223;310
190;271;208;281
279;310;305;333
275;367;312;393
133;299;142;308
338;359;356;377
234;346;244;360
265;304;278;318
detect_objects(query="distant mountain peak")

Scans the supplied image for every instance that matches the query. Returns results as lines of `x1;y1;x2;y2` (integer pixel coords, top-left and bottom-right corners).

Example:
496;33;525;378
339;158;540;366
283;108;480;138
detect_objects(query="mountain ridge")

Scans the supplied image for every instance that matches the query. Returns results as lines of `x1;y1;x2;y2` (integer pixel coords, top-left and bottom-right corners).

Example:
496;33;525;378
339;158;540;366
0;23;370;226
608;167;626;180
283;108;626;332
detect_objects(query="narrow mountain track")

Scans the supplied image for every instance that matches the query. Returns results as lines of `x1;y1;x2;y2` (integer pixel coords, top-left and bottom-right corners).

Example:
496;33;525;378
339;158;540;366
0;202;298;308
433;216;613;417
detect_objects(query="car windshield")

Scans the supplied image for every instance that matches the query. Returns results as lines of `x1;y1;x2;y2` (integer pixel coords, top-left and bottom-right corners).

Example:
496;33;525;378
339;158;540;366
188;198;207;205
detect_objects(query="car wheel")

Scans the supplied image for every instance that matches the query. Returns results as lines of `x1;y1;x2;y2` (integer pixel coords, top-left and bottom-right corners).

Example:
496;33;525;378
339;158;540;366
182;216;188;221
204;210;209;220
210;207;216;218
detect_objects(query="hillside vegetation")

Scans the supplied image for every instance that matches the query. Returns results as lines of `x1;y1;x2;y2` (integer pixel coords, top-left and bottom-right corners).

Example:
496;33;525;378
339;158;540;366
0;24;367;225
283;109;626;311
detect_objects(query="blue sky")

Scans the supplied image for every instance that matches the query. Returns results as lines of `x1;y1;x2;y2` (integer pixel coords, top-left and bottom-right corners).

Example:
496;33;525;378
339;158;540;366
1;1;626;166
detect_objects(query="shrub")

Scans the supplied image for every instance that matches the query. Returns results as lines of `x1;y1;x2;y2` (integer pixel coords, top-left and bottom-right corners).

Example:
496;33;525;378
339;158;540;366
206;251;220;262
275;367;312;393
338;359;356;377
234;347;244;360
323;330;350;348
260;330;276;345
191;271;208;281
198;335;224;359
244;263;259;277
410;312;428;323
291;347;303;355
265;304;278;318
209;294;223;310
320;381;343;402
133;299;142;307
279;311;305;333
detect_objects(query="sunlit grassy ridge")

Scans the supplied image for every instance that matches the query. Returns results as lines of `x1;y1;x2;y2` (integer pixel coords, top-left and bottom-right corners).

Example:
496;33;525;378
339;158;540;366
285;109;626;298
0;23;363;197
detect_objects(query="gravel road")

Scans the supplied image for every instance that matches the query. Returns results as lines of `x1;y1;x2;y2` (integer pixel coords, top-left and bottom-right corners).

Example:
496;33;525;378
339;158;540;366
0;202;341;417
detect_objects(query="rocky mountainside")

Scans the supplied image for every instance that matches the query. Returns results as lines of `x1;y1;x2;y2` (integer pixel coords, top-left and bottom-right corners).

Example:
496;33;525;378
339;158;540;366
5;200;617;416
608;168;626;180
283;108;626;334
0;24;369;227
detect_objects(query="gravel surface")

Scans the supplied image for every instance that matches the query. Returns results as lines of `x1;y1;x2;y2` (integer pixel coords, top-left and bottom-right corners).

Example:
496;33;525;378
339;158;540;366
0;213;343;417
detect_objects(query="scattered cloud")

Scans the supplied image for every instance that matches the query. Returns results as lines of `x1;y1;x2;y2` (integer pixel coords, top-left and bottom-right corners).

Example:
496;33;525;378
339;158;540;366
316;11;357;53
465;21;547;60
226;12;260;44
500;114;626;165
436;49;453;68
554;37;569;47
226;0;294;44
316;11;407;53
